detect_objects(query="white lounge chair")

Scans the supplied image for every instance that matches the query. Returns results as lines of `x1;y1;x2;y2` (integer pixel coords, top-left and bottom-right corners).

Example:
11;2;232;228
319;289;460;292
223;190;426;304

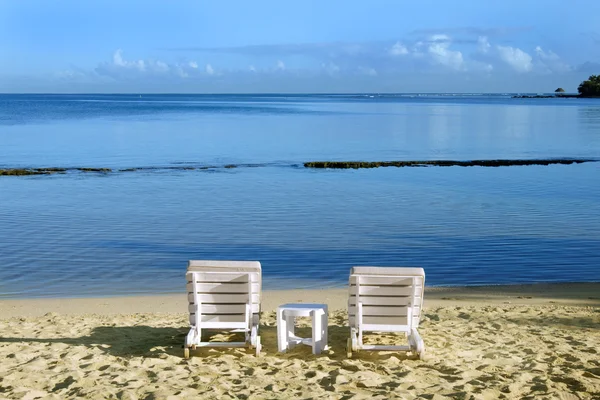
185;260;262;358
347;266;426;359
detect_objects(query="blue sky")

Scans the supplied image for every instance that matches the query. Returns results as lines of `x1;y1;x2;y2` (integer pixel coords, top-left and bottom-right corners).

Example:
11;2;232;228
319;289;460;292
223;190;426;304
1;0;599;93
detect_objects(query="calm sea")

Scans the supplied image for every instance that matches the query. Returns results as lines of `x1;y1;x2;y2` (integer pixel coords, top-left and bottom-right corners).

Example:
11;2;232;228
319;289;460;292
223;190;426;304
1;94;599;298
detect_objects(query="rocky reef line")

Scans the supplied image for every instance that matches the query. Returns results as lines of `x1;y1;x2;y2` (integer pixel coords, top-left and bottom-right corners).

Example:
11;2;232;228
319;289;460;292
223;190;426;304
1;158;597;176
0;164;271;176
303;159;597;169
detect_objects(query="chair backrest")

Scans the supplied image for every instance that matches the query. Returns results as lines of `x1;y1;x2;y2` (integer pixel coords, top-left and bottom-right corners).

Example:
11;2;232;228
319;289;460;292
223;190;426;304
186;260;261;326
348;266;425;328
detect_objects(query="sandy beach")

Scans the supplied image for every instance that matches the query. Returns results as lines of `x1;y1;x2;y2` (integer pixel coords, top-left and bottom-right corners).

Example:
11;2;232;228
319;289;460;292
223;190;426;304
1;284;599;399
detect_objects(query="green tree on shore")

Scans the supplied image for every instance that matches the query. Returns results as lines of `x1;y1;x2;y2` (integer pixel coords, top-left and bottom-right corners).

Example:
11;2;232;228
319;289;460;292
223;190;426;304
577;75;600;97
555;88;565;93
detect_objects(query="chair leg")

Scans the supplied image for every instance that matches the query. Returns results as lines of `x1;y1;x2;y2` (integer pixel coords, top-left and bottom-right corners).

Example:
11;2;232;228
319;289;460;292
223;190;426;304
407;332;415;350
255;336;262;356
350;327;358;352
411;328;425;359
346;338;353;358
186;327;199;346
358;327;363;351
184;327;198;359
250;325;258;347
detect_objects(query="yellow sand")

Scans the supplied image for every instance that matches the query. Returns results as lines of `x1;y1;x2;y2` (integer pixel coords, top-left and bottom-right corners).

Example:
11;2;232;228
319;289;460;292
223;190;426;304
0;284;599;399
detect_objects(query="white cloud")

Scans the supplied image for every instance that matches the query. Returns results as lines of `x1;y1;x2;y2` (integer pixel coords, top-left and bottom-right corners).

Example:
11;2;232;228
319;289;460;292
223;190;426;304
534;46;571;73
74;39;578;90
112;49;146;71
157;38;580;79
474;39;567;74
535;46;555;60
427;35;464;70
478;36;491;53
496;45;532;73
112;49;125;66
97;49;185;79
389;42;409;56
175;61;200;78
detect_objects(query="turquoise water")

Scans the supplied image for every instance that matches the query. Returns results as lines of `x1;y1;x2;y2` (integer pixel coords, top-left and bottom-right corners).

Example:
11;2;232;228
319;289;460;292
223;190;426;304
1;94;599;298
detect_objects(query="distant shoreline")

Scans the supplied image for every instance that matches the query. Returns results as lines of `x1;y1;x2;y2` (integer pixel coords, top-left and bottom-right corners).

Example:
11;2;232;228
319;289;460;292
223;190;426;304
512;94;600;99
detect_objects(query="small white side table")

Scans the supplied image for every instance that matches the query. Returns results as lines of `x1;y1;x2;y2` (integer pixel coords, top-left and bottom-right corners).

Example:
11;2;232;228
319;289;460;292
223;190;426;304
277;303;328;354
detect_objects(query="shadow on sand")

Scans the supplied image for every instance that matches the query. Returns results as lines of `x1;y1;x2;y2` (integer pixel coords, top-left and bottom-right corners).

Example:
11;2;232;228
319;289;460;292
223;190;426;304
0;323;417;361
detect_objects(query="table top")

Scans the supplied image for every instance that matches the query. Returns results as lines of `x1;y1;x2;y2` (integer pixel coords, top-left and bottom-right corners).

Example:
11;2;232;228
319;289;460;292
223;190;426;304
278;303;327;310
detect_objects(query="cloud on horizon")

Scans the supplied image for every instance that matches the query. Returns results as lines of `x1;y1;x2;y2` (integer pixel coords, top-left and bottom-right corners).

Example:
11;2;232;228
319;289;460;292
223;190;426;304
103;34;572;78
3;32;595;93
496;45;533;73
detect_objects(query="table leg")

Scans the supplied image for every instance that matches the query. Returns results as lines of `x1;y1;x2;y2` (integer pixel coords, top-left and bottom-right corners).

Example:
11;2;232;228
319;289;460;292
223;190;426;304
277;308;287;353
312;310;322;355
322;306;328;351
285;315;296;349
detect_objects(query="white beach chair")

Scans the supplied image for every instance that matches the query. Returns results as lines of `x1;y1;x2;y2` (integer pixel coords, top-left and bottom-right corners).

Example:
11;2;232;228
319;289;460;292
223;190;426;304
347;266;426;359
185;260;262;358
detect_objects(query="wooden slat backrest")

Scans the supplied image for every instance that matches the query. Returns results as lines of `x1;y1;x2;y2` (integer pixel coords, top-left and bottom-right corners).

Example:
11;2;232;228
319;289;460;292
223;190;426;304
187;270;259;326
187;260;262;301
348;267;425;328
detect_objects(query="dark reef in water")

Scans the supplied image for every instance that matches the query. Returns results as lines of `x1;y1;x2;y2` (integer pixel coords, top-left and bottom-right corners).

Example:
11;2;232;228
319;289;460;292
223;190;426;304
77;168;112;173
303;159;596;169
0;167;115;176
0;158;597;176
0;168;67;176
